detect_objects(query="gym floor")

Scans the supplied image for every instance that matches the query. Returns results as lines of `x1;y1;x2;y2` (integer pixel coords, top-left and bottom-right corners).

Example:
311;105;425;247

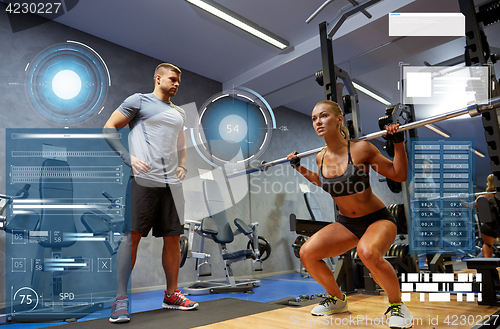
0;272;324;328
2;264;500;329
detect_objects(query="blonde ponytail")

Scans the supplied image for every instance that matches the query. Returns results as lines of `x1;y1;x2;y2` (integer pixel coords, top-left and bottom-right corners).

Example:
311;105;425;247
486;174;496;192
339;122;349;140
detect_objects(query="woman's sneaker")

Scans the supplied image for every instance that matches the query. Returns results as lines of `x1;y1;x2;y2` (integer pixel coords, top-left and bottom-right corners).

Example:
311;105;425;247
385;302;413;328
311;294;348;316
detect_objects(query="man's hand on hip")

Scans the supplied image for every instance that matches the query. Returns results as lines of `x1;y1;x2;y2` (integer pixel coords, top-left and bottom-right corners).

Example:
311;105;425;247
131;155;151;175
175;166;187;181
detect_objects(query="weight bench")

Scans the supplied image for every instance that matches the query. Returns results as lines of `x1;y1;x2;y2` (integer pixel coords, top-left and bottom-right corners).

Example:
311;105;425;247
183;179;263;295
465;258;500;305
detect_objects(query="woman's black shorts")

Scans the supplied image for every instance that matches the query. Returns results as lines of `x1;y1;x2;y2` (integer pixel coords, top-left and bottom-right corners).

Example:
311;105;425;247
336;207;397;239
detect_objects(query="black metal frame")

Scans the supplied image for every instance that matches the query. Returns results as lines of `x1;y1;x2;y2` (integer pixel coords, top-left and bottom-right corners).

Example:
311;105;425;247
459;0;500;191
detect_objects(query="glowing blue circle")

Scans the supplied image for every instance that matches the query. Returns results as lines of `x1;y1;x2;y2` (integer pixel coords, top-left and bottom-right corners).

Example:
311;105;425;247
52;70;82;100
219;115;248;143
26;42;110;125
193;88;275;166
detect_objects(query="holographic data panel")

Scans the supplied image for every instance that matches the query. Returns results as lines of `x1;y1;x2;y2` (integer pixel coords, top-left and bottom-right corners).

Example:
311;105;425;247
5;128;130;321
409;138;475;254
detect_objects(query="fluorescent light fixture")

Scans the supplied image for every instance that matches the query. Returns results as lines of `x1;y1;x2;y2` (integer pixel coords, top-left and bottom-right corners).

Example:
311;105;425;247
424;124;450;138
423;124;485;157
352;81;392;106
474;149;485;158
186;0;289;50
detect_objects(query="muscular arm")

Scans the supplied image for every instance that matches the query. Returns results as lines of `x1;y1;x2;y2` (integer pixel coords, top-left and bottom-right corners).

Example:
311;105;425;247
296;167;321;186
175;131;187;181
287;151;322;187
103;109;150;175
104;109;131;130
362;141;408;182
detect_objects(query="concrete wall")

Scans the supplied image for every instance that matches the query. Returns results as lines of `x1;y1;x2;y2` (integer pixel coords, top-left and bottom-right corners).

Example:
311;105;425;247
0;6;223;304
0;4;406;307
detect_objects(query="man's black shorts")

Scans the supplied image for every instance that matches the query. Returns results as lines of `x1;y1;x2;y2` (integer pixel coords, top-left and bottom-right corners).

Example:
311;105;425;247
124;177;184;237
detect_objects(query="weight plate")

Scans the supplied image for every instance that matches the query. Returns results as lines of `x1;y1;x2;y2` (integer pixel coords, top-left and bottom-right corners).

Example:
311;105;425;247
402;244;409;262
258;236;272;261
385;140;395;158
385;244;393;256
387;178;402;193
390;244;397;256
398;244;404;259
249;236;272;261
391;204;397;216
292;236;306;258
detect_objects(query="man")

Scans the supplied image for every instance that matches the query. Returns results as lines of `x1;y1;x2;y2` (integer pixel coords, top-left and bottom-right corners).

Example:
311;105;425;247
104;63;198;323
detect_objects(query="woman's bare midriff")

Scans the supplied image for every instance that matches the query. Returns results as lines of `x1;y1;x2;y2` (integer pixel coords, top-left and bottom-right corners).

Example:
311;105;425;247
334;187;387;217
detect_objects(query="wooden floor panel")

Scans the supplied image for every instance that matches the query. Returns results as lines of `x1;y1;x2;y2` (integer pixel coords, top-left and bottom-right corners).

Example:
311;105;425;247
195;293;500;328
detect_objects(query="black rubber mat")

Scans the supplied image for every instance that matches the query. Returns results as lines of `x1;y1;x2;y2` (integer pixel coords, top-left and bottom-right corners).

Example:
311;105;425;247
41;298;285;328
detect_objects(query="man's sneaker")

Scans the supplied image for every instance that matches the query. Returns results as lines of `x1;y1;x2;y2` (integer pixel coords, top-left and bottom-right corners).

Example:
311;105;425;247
162;289;199;310
385;302;413;328
311;294;348;316
109;295;130;323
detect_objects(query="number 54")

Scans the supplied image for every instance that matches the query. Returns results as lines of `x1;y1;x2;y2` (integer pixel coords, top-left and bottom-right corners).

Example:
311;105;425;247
227;125;239;133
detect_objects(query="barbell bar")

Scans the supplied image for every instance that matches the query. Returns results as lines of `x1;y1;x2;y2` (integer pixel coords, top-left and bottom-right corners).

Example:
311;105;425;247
227;96;500;179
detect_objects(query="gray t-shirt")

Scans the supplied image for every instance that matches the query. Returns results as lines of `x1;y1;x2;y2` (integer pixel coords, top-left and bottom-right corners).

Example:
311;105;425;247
118;93;186;184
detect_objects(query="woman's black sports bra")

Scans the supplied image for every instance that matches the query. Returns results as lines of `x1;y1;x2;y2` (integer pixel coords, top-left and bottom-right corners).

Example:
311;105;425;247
319;141;370;197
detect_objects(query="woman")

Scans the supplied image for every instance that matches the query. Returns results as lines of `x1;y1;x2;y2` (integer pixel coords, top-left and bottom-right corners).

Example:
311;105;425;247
287;100;412;328
478;174;498;257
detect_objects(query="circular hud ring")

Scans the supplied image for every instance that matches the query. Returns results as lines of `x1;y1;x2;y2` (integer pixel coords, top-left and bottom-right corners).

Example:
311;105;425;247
25;41;110;125
193;88;276;167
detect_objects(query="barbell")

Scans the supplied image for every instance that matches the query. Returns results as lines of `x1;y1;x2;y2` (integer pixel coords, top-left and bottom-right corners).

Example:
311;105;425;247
227;97;500;178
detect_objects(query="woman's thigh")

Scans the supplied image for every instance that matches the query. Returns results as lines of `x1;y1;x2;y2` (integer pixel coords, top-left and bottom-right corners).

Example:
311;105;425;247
300;222;359;260
357;220;397;261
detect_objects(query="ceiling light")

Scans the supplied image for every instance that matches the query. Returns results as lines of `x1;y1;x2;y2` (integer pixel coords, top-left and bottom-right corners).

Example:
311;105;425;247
352;81;392;106
474;149;485;157
186;0;289;50
424;124;450;138
423;124;485;157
